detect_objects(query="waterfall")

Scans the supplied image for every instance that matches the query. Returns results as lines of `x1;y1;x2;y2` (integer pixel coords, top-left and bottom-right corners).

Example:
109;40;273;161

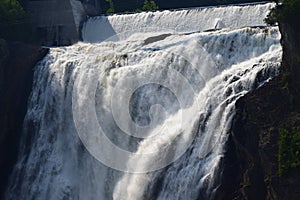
82;2;275;43
5;3;282;200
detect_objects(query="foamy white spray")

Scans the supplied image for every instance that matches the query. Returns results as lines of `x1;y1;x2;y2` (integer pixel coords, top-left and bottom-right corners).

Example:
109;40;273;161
6;26;281;200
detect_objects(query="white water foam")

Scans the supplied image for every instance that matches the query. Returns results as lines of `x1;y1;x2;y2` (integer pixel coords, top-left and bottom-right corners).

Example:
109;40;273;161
6;26;281;200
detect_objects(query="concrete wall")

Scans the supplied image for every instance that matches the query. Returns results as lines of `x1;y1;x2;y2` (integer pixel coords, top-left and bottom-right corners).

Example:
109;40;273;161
27;0;79;46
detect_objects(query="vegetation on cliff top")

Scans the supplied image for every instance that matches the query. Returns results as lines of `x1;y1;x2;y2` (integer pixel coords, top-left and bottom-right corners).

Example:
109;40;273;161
0;0;32;42
0;0;25;22
105;0;115;14
106;0;159;14
103;0;266;14
136;0;159;12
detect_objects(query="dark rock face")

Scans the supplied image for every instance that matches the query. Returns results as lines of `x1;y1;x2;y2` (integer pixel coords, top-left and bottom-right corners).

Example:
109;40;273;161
0;40;48;199
220;22;300;199
280;23;300;93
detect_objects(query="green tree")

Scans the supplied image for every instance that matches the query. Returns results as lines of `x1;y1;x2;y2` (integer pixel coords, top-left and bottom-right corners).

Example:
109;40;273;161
142;0;159;11
106;0;115;14
0;0;25;23
0;0;32;42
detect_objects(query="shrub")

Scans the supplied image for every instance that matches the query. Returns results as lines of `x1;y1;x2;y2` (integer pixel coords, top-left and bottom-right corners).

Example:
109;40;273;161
278;126;300;176
106;0;115;14
0;0;25;23
142;0;159;11
0;0;32;42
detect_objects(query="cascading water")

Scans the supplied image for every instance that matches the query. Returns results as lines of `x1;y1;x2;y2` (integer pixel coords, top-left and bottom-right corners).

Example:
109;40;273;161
82;2;274;43
5;3;282;200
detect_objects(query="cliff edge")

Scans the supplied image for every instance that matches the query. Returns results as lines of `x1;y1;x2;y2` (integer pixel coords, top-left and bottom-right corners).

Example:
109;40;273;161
220;18;300;200
0;40;48;198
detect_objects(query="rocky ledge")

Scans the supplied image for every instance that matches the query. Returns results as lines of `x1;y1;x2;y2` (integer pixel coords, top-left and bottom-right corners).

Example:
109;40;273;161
219;22;300;200
0;40;48;199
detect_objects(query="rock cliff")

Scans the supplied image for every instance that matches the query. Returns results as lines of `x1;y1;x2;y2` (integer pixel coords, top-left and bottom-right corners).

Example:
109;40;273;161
0;40;48;199
220;21;300;199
